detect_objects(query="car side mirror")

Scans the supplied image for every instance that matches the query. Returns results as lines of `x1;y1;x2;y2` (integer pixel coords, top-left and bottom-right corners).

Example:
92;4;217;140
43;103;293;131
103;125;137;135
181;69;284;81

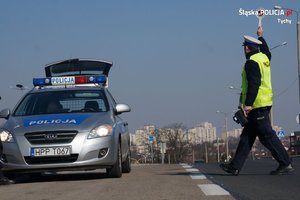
0;109;11;119
115;104;131;115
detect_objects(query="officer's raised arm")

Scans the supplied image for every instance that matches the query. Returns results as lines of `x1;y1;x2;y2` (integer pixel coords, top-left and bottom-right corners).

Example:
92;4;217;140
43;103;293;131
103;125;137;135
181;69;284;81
257;26;271;61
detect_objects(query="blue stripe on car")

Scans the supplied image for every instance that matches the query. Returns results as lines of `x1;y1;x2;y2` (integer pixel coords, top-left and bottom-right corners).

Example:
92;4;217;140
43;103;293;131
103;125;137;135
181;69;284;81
23;114;92;127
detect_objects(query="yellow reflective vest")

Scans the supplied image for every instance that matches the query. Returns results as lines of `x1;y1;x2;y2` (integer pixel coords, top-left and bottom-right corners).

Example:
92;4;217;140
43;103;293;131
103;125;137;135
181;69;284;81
241;52;273;108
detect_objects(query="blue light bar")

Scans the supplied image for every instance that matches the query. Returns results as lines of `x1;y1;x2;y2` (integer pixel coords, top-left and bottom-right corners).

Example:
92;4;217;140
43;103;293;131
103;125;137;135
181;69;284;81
33;75;107;87
33;78;51;86
91;75;107;83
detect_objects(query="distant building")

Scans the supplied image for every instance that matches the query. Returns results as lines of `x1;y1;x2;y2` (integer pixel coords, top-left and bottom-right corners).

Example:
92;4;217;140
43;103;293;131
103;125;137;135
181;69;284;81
187;122;216;144
132;122;217;153
223;128;242;139
222;125;282;141
131;125;156;154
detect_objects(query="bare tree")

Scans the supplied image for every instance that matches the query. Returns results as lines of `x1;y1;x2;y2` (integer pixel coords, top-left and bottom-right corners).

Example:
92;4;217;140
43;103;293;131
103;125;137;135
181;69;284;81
159;123;189;163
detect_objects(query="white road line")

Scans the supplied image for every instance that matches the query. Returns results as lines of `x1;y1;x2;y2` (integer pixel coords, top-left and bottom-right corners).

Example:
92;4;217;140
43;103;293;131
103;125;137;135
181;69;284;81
190;173;206;180
198;184;230;196
181;165;231;197
182;165;192;168
179;163;188;166
185;168;199;172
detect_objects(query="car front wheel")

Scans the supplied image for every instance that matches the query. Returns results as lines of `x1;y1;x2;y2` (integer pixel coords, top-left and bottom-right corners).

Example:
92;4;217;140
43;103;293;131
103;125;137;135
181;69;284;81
122;150;131;173
106;141;122;178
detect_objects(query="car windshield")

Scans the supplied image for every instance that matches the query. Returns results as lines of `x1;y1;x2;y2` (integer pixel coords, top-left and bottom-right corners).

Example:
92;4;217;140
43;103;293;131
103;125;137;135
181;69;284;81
13;90;109;116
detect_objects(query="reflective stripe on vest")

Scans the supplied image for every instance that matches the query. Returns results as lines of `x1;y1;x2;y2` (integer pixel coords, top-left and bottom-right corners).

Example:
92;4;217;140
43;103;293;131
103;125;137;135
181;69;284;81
241;52;273;108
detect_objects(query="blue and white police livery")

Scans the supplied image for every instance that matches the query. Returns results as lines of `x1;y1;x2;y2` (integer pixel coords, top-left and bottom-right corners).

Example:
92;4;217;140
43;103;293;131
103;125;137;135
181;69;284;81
0;59;131;178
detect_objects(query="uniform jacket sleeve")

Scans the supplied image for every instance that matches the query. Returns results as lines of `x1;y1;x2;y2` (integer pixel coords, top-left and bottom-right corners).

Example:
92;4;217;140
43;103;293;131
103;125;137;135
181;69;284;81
244;60;261;106
258;37;271;61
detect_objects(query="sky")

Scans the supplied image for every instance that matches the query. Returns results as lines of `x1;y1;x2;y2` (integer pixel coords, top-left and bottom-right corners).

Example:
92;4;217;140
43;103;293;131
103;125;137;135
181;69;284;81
0;0;300;136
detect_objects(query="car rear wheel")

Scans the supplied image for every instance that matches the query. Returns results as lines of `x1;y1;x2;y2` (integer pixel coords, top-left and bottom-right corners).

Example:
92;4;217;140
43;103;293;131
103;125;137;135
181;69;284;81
106;141;122;178
122;150;131;173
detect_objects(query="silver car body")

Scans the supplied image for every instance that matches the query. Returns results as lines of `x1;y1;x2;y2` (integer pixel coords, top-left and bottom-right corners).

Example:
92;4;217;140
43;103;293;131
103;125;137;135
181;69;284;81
0;59;131;177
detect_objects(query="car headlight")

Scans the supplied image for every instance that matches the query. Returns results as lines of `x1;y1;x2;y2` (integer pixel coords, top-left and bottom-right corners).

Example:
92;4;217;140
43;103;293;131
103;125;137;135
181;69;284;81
0;130;15;143
88;124;113;139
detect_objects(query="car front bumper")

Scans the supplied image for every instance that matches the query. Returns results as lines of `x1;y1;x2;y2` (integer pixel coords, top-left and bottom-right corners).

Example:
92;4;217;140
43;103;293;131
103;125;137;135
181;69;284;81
1;133;118;173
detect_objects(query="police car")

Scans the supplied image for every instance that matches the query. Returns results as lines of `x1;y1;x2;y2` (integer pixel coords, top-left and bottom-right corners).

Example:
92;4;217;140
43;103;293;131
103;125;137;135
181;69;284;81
0;58;131;178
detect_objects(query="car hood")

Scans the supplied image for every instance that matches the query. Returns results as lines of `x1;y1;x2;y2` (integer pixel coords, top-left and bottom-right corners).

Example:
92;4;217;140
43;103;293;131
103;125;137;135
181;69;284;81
5;112;113;135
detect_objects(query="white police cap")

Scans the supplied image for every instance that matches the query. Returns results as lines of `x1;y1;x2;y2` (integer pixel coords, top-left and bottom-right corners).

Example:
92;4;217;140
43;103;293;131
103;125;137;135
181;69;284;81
243;35;262;47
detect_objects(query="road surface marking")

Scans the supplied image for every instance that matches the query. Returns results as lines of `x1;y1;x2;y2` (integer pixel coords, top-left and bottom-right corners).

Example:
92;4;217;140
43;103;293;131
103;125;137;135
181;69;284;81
198;184;230;196
180;164;232;197
182;165;192;168
185;168;199;172
179;163;188;166
180;163;192;168
190;173;206;179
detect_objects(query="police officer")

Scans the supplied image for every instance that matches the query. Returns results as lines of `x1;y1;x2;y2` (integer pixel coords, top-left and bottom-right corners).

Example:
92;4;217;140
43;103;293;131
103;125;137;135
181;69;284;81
220;26;294;175
0;140;14;184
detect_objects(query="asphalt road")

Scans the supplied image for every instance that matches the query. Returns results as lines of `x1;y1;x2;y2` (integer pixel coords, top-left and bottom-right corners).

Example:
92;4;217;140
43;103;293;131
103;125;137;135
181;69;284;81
195;156;300;200
0;164;234;200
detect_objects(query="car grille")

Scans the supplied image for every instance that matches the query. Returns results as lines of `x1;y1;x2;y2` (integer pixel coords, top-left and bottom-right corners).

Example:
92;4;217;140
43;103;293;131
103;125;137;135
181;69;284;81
25;131;78;144
24;154;79;164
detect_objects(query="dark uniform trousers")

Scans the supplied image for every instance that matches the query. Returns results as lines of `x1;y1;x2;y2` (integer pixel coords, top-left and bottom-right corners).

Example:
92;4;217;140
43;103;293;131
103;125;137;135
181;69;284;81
0;140;5;178
231;106;291;170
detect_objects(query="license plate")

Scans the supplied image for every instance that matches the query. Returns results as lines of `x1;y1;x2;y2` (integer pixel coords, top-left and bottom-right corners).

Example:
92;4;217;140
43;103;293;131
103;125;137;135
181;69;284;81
51;76;75;85
31;146;71;157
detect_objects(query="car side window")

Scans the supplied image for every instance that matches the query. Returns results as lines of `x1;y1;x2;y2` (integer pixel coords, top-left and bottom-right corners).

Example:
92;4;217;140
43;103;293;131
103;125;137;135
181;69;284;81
106;90;117;106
